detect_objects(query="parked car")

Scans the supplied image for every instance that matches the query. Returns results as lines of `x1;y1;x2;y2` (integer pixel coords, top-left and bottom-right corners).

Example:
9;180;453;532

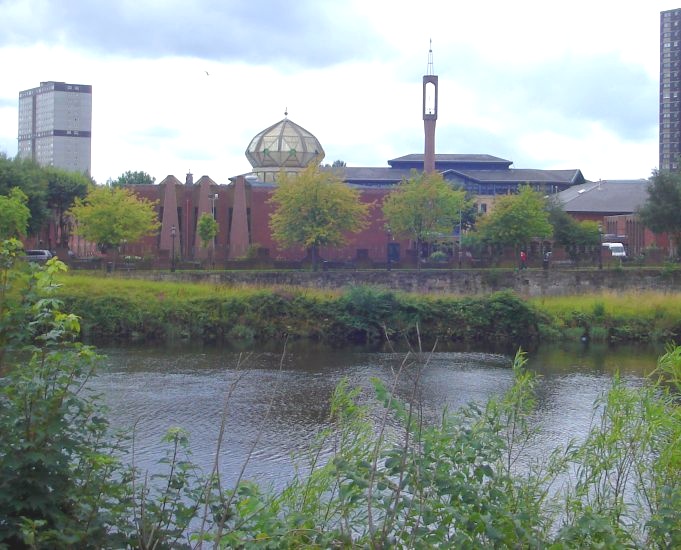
22;249;53;263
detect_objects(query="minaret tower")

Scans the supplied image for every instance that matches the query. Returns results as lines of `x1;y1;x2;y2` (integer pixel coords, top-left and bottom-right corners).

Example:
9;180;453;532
423;41;438;173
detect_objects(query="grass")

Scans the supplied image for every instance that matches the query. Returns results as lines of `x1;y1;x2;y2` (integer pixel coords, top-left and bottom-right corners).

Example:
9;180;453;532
530;291;681;343
59;273;341;301
530;291;681;319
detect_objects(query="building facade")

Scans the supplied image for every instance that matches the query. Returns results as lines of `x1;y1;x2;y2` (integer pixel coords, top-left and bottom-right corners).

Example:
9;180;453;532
18;81;92;174
118;116;585;266
660;9;681;171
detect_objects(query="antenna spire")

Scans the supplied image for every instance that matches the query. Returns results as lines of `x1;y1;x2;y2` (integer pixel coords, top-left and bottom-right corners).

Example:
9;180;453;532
284;107;288;118
426;39;434;75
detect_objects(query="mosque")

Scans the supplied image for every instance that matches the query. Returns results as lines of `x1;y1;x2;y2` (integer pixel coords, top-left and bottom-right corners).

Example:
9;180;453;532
122;51;585;266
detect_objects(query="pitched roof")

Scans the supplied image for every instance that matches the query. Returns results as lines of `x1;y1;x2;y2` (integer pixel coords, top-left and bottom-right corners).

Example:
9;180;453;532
444;168;583;185
556;179;649;214
340;167;411;185
389;153;512;166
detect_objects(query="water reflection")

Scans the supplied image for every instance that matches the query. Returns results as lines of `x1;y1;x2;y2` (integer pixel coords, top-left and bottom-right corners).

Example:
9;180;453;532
91;342;659;488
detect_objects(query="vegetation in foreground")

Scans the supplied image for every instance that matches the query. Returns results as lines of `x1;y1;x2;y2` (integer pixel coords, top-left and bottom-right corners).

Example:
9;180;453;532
1;240;681;548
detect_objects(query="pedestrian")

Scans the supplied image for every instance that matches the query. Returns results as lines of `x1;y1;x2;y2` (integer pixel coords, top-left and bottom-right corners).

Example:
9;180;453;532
520;250;527;270
543;250;551;270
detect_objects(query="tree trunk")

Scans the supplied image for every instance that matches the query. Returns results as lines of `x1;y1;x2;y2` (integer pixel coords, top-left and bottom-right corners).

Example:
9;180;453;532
311;245;318;272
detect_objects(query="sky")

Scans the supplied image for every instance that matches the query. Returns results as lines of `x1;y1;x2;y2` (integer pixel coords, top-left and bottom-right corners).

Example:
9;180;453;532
0;0;677;184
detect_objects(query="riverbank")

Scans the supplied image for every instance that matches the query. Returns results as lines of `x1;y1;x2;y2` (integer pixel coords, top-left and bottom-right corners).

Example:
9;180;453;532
56;274;540;348
56;274;681;347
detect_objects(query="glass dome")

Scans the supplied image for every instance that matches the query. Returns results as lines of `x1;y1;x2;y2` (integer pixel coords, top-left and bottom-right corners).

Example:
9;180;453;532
245;117;325;170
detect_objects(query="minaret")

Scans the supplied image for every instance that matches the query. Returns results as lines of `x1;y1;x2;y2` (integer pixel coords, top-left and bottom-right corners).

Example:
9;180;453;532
423;41;438;173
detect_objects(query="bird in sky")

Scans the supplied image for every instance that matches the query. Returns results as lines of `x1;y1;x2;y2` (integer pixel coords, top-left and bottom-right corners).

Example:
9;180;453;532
205;70;209;76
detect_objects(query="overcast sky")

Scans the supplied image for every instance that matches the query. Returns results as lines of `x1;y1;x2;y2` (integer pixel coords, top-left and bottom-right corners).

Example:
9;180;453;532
0;0;676;184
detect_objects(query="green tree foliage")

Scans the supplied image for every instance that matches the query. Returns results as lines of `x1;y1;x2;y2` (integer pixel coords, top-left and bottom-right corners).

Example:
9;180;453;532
197;212;218;249
0;153;49;234
475;185;553;250
0;188;31;238
0;155;92;240
269;162;370;268
321;159;347;168
197;212;219;267
44;167;91;248
548;199;600;247
382;171;467;264
68;186;160;253
110;170;156;186
639;170;681;255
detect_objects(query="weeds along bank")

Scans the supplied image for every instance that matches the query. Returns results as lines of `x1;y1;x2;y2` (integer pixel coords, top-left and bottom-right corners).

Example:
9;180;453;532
532;291;681;344
56;275;681;347
56;274;540;348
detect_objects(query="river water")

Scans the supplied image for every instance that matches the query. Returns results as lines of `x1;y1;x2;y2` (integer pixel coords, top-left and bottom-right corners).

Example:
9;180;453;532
91;342;661;488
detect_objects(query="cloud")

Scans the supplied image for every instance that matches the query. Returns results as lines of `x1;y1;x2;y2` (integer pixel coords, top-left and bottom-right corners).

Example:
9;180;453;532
0;0;388;68
130;126;181;141
511;54;657;141
434;48;657;142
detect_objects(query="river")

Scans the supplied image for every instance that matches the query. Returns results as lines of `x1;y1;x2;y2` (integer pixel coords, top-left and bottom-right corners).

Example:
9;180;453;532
91;342;661;489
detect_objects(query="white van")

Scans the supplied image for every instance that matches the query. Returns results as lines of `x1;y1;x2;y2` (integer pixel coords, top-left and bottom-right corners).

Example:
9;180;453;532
602;242;626;257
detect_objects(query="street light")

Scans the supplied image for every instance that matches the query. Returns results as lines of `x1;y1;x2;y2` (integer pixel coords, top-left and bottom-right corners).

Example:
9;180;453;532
171;224;176;272
210;193;219;264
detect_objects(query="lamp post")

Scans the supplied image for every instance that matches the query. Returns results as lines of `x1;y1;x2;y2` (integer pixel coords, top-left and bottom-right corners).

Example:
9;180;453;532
598;223;603;270
171;224;176;272
386;227;392;271
210;193;219;265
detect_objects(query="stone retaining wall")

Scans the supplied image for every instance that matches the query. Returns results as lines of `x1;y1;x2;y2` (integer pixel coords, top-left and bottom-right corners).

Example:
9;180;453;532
114;268;681;297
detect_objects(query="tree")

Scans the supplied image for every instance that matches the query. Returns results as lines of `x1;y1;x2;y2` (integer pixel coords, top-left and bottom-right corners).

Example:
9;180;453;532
197;212;219;267
269;162;370;269
0;156;91;244
321;160;347;168
474;185;552;253
44;167;91;249
68;186;160;260
0;188;31;238
0;153;49;235
382;171;467;266
110;170;156;186
548;199;600;260
639;170;681;256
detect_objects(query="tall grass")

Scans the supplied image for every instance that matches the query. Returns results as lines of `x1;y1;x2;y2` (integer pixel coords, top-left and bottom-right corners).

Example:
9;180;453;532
531;291;681;343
